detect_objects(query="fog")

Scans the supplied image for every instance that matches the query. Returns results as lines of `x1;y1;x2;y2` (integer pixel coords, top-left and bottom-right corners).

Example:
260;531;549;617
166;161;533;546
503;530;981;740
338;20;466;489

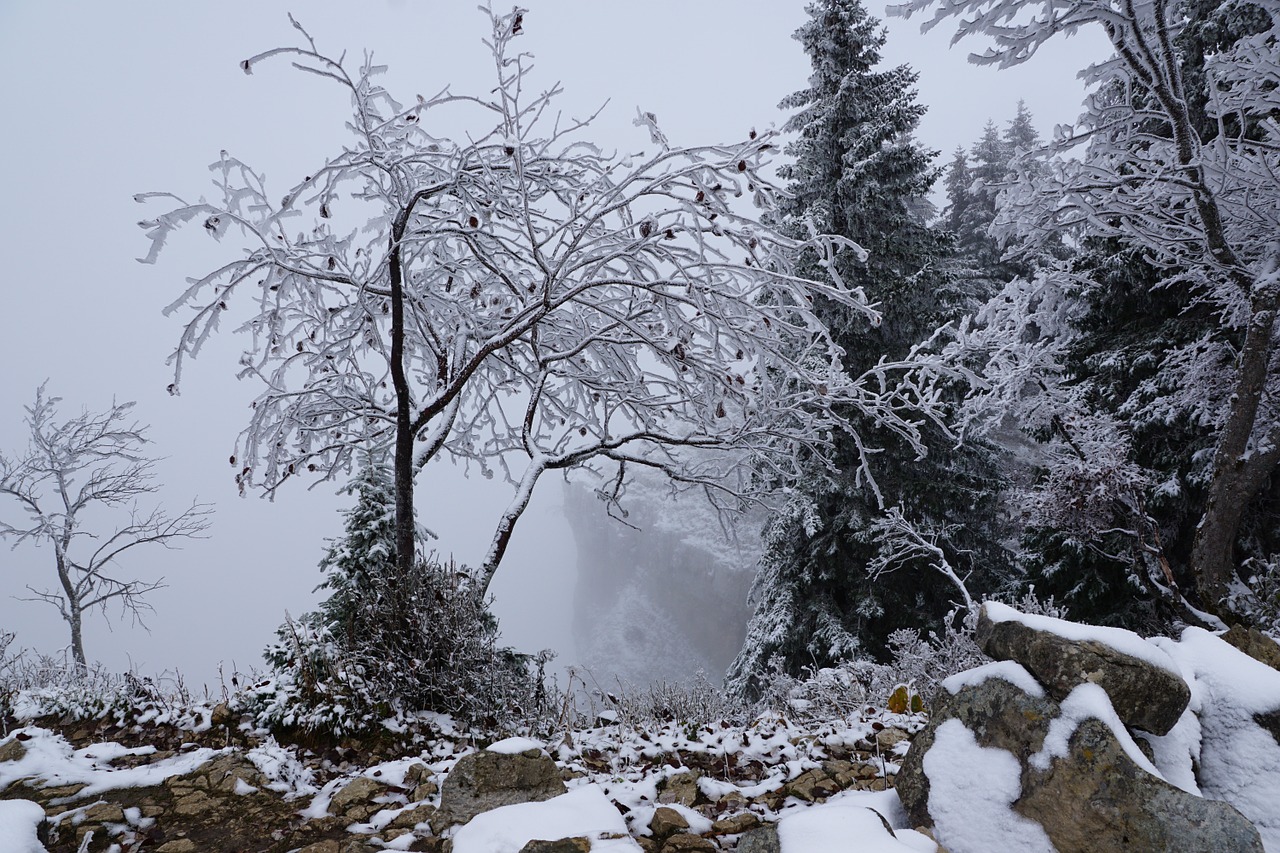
0;1;1106;691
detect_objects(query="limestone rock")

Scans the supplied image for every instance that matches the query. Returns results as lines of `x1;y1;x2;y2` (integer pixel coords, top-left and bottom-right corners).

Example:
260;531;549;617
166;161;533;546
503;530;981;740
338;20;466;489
0;736;28;763
330;776;388;820
1020;717;1263;852
976;603;1190;735
439;747;566;827
711;811;759;834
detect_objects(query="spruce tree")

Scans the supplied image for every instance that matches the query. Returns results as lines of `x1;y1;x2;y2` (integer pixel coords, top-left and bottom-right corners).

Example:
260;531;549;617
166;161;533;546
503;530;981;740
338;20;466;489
728;0;1007;698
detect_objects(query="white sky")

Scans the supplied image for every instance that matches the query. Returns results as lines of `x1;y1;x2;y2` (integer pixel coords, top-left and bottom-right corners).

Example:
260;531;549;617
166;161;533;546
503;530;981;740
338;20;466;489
0;1;1108;690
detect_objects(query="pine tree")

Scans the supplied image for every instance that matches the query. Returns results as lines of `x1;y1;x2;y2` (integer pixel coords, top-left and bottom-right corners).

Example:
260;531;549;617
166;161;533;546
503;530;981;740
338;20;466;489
728;0;1008;698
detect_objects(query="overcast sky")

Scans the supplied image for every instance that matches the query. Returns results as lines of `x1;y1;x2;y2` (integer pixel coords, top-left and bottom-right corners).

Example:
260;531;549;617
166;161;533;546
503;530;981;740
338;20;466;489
0;1;1108;690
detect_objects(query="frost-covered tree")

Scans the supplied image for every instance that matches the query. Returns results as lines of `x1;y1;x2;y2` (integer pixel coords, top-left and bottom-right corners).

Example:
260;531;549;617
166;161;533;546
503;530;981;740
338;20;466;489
727;0;1007;697
0;386;211;674
899;0;1280;618
140;7;945;596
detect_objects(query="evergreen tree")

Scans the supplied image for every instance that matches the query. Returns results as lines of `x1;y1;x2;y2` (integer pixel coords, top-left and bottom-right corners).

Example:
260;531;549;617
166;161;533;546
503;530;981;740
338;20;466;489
259;462;544;733
728;0;1008;698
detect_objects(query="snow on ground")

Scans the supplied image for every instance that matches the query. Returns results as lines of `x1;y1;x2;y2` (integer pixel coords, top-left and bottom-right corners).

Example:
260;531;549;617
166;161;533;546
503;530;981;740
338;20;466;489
0;799;46;853
777;799;936;852
451;785;640;853
0;726;219;800
1155;627;1280;849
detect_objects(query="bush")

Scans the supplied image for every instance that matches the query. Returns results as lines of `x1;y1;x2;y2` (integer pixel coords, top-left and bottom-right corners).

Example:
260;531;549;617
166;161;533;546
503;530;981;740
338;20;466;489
254;557;552;737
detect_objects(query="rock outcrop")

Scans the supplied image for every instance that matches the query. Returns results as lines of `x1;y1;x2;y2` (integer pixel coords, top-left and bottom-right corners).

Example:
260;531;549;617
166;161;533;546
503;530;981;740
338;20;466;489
900;603;1270;853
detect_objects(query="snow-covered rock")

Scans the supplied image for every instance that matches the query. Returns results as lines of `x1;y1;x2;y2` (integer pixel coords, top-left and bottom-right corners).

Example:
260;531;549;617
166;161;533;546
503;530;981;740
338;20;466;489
977;601;1190;735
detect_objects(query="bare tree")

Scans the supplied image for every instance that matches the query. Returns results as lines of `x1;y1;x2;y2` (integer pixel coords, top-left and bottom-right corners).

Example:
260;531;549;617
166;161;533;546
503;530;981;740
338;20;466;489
895;0;1280;615
138;7;951;592
0;386;212;674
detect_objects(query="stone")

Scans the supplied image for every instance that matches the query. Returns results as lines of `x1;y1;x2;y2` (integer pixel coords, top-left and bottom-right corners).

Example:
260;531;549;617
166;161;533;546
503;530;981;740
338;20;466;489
1021;717;1263;852
735;823;779;853
388;802;437;830
976;603;1190;735
650;806;690;839
657;772;699;807
899;668;1264;852
661;832;716;852
209;703;235;728
0;737;27;763
519;839;592;853
297;843;341;853
438;747;566;827
784;769;825;802
711;811;759;834
201;753;269;794
1222;625;1280;672
412;780;438;801
81;801;125;823
330;776;388;818
875;727;910;752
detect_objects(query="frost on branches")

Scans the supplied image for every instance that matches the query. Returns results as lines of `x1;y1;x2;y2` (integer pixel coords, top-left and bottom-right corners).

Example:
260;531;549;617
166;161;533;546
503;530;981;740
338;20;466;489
895;0;1280;618
138;7;948;593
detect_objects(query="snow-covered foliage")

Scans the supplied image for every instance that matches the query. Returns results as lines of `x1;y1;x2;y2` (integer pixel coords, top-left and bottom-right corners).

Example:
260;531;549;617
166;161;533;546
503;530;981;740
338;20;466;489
893;0;1280;618
0;644;213;736
732;0;1011;694
138;5;951;594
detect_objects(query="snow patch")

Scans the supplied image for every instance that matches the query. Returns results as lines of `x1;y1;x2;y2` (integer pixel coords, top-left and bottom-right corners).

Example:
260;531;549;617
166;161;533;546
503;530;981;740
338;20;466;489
778;800;931;852
924;719;1055;853
486;736;546;755
451;785;639;853
0;800;46;853
0;727;218;801
942;660;1044;697
1156;627;1280;848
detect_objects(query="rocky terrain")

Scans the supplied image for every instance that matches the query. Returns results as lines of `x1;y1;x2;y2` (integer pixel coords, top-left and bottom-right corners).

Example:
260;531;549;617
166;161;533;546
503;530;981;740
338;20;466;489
3;605;1280;852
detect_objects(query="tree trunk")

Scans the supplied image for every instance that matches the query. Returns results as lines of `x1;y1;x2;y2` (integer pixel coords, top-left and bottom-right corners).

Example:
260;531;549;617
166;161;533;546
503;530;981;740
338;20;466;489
69;609;87;677
1191;284;1280;612
389;211;416;581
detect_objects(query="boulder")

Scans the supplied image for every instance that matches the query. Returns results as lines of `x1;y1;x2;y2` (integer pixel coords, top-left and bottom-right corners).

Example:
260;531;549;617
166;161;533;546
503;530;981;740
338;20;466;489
1020;717;1262;852
897;667;1056;829
438;746;566;827
976;602;1190;735
899;663;1264;852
